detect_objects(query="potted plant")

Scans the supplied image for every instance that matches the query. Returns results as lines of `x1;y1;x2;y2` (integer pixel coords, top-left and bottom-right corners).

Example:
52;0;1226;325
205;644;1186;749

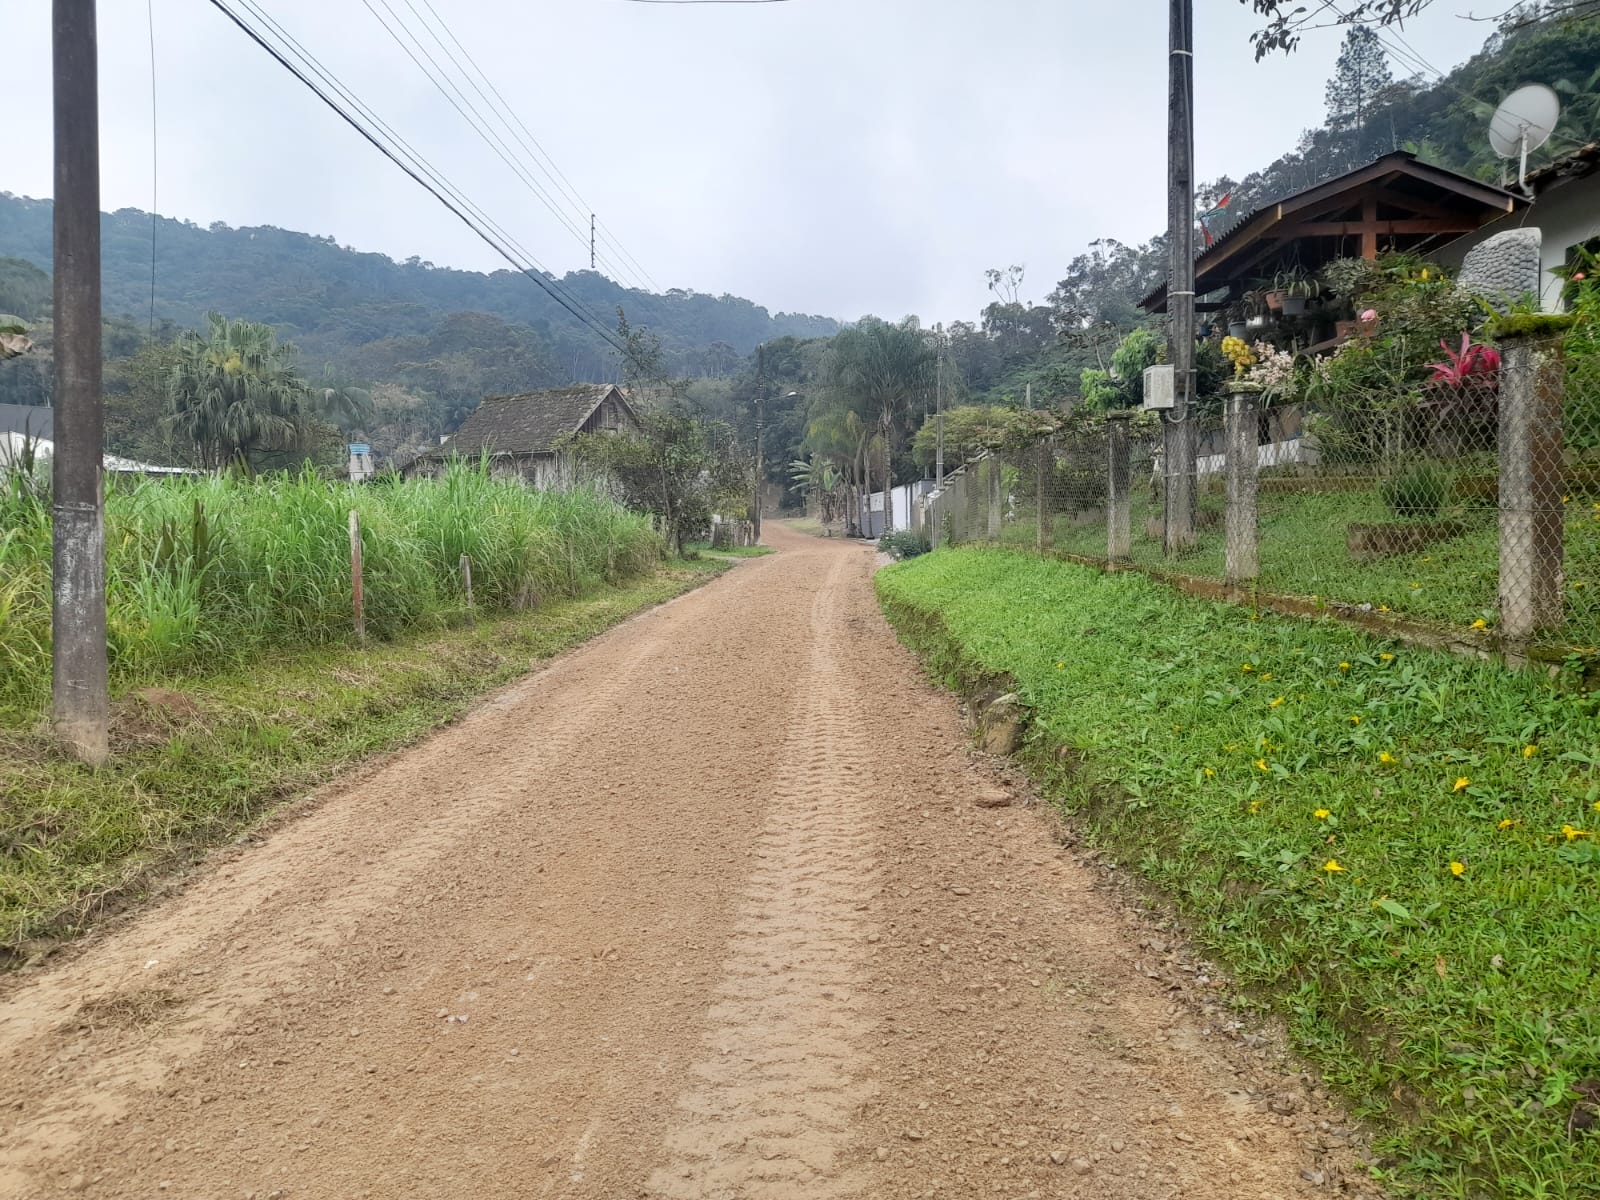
1226;300;1248;340
1277;267;1316;317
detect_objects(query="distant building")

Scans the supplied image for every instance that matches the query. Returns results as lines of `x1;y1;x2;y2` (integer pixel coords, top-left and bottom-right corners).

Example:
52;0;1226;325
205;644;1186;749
400;384;639;487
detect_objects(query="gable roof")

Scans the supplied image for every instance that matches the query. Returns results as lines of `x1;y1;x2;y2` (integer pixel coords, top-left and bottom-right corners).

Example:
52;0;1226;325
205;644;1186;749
1141;152;1522;313
431;384;635;459
0;403;53;441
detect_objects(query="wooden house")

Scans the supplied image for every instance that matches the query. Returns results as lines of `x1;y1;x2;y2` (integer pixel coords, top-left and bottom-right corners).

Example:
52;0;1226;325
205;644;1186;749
401;384;639;487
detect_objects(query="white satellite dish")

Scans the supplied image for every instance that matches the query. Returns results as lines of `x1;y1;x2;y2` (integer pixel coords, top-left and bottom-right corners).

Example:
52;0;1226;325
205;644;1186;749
1488;84;1561;194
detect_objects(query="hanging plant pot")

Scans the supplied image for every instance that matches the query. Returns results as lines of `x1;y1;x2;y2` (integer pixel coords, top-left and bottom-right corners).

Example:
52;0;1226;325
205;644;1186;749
1228;321;1248;340
1265;289;1286;313
1247;313;1268;330
1281;295;1308;317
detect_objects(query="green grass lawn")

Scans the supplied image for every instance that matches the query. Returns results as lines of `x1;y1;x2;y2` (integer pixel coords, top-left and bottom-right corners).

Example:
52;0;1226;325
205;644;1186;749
878;547;1600;1199
685;541;777;559
1022;482;1600;647
0;560;727;961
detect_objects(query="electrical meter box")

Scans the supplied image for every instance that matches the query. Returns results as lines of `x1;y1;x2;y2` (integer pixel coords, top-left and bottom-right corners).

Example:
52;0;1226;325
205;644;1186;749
1142;364;1175;411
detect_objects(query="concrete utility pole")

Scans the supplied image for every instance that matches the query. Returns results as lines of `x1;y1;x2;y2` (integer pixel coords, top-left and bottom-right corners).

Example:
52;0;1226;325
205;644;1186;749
51;0;109;767
1164;0;1198;555
935;327;945;489
752;344;765;542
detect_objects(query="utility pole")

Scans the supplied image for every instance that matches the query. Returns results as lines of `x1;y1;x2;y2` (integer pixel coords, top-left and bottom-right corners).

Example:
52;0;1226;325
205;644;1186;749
590;213;596;271
752;344;765;542
51;0;109;767
934;326;945;489
1164;0;1198;555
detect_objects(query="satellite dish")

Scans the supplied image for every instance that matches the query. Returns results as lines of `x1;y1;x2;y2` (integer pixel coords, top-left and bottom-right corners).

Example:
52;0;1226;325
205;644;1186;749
1489;84;1561;193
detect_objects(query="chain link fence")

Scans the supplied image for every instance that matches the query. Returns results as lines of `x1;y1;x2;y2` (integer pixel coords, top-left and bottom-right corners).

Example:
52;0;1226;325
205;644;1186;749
916;325;1600;652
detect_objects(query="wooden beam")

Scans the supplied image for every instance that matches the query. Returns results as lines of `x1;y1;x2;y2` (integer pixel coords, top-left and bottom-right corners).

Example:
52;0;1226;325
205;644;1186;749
1279;218;1484;237
1361;198;1379;260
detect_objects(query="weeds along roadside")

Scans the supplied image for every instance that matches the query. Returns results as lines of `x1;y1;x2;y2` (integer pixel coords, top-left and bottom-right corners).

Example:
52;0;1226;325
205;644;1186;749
0;557;727;961
0;462;663;723
876;546;1600;1200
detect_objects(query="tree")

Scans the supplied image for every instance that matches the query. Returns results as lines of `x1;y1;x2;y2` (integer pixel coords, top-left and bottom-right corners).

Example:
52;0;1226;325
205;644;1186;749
167;313;313;470
566;406;748;556
821;319;934;532
1325;26;1393;166
1245;0;1426;57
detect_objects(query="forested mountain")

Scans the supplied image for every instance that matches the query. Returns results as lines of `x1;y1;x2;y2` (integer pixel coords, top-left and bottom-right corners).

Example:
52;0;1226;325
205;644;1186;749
0;194;836;382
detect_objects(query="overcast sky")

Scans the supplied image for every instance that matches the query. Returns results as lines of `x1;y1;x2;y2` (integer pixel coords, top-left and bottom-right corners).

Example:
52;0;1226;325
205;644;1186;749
6;1;1495;329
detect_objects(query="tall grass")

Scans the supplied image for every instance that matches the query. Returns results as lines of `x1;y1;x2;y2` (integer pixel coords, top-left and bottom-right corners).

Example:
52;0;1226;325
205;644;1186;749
0;462;661;720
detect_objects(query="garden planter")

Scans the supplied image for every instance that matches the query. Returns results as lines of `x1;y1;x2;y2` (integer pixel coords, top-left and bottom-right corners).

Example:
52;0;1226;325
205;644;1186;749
1281;295;1308;316
1265;290;1285;313
1335;319;1357;340
1228;321;1248;339
1347;521;1466;561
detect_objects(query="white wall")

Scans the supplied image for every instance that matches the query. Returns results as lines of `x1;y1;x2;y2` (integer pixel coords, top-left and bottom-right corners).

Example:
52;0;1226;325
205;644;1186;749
1433;175;1600;311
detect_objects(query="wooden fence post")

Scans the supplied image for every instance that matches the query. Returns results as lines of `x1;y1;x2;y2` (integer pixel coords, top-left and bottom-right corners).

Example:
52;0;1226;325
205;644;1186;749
1225;383;1261;588
1107;413;1132;563
1498;333;1565;640
349;509;365;645
460;554;474;623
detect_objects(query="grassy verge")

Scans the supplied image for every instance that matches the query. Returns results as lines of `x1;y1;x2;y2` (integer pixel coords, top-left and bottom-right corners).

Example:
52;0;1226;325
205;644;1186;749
877;547;1600;1199
685;541;776;559
0;560;726;961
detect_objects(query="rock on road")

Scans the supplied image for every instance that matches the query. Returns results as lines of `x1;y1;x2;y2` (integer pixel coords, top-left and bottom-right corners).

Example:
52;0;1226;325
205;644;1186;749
0;523;1366;1199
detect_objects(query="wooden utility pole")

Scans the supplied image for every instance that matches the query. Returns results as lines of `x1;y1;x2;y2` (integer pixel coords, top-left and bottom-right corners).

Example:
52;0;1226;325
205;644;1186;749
51;0;109;766
1164;0;1198;555
934;327;945;489
590;213;596;271
752;344;765;542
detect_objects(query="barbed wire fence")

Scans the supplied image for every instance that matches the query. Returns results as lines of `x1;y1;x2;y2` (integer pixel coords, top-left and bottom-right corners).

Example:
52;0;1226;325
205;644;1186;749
915;325;1600;656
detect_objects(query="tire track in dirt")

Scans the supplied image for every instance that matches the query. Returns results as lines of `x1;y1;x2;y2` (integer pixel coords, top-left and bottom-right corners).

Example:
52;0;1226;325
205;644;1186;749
647;554;879;1199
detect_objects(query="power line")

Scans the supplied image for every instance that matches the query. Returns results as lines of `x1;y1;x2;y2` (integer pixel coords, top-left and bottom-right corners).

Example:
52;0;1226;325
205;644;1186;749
209;0;630;358
409;0;661;292
358;0;641;289
230;0;628;347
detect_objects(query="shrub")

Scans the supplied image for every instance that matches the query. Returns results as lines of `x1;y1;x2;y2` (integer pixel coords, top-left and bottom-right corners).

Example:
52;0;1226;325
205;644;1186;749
879;530;931;560
1380;462;1451;519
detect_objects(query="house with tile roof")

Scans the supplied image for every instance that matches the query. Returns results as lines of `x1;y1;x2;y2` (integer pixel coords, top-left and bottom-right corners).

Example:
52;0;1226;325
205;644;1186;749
399;384;639;487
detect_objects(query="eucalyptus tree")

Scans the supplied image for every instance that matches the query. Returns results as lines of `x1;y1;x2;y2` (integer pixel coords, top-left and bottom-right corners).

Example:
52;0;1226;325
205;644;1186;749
167;313;311;470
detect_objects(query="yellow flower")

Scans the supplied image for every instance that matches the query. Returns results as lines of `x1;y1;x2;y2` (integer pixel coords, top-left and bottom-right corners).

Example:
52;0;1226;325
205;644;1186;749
1593;800;1600;815
1379;751;1397;765
1471;618;1487;630
1269;695;1285;708
1380;652;1395;662
1497;818;1517;830
1314;808;1331;819
1410;582;1421;590
1241;662;1254;673
1249;799;1263;813
1055;661;1065;670
1378;605;1391;613
1350;714;1362;725
1561;824;1590;841
1453;776;1470;793
1524;744;1538;758
1420;268;1430;280
1323;859;1345;873
1223;743;1238;752
1339;661;1351;672
1449;861;1466;876
1203;766;1216;778
1256;758;1270;772
1262;672;1274;681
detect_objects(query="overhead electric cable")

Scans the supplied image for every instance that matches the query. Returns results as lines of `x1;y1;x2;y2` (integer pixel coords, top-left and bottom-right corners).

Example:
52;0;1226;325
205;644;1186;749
412;0;661;292
209;0;630;356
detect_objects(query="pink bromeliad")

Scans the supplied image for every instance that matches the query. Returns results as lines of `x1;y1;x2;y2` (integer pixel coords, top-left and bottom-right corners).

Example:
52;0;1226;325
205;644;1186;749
1426;334;1501;387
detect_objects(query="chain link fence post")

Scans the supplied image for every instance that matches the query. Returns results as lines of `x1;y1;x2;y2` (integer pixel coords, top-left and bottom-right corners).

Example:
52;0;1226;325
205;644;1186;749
1107;412;1132;563
987;455;1002;541
1225;383;1261;588
1498;332;1566;641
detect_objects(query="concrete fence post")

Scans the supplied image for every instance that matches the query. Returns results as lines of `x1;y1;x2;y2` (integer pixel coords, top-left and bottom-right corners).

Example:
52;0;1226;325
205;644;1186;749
1036;439;1051;551
1107;413;1132;563
1498;333;1566;640
987;456;1003;541
1225;383;1261;588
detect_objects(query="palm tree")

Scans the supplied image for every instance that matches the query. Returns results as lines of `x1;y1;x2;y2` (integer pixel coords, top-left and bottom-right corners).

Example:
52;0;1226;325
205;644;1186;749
823;319;934;533
167;313;311;470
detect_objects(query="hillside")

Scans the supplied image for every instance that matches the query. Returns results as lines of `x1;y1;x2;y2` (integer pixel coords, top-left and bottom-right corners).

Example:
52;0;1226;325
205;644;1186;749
0;194;838;380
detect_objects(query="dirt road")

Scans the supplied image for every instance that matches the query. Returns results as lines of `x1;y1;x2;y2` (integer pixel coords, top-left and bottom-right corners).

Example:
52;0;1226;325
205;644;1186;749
0;523;1370;1199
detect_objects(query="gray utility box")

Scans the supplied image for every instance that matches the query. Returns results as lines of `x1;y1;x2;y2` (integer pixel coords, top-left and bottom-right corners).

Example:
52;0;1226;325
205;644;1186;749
1142;364;1175;411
